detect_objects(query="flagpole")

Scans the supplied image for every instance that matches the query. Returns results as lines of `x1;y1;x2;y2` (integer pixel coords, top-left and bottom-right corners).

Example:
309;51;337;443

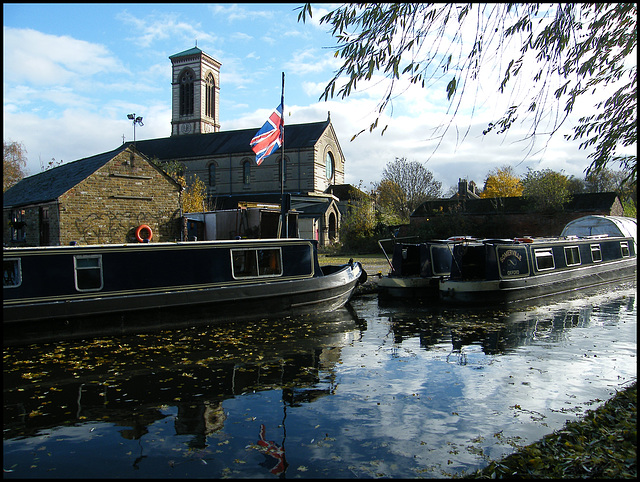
280;72;287;238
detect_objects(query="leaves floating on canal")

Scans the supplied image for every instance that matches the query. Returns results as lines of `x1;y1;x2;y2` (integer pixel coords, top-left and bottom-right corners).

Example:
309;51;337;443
3;284;636;478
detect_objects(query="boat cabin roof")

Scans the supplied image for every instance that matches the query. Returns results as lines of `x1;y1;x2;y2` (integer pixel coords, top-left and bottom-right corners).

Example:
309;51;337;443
2;237;314;253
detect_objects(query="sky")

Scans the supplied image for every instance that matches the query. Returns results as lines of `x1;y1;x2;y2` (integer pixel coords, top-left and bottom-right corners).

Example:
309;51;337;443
2;3;615;194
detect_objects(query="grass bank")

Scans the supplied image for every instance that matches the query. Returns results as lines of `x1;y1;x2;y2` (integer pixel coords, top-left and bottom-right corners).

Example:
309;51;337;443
318;252;390;276
467;382;637;478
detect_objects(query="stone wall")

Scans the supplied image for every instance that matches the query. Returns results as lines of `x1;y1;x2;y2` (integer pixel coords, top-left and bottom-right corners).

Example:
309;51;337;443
57;151;181;245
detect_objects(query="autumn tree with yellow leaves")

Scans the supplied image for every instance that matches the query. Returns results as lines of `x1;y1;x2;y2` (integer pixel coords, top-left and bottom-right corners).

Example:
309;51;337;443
152;159;207;213
480;166;524;199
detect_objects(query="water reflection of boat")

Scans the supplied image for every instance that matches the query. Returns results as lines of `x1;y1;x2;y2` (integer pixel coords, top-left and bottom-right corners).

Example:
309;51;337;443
2;307;364;450
385;284;636;357
440;216;637;304
3;238;366;344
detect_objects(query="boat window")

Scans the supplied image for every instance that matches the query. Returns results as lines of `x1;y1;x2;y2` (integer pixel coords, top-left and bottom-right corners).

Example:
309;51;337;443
590;244;602;262
74;255;103;291
564;246;581;266
231;248;282;278
620;241;630;257
431;245;453;276
534;248;555;271
3;258;22;288
497;246;529;278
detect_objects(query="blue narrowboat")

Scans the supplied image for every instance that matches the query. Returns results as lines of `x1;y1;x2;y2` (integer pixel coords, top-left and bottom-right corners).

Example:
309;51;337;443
3;238;366;328
439;216;636;304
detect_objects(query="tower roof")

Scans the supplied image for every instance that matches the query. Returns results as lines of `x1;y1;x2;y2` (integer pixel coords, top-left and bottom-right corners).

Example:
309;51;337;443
169;47;203;59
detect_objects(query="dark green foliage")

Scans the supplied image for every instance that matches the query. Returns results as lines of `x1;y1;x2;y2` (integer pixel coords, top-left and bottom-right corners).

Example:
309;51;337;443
468;382;637;479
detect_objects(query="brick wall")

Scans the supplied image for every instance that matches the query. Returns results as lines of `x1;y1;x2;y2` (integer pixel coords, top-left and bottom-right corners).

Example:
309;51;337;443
409;209;624;239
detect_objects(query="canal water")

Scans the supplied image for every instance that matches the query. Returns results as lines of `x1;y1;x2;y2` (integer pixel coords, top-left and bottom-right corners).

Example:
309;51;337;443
3;282;636;479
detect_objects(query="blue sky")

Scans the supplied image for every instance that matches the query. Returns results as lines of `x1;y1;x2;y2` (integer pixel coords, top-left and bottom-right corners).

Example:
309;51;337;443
3;3;607;193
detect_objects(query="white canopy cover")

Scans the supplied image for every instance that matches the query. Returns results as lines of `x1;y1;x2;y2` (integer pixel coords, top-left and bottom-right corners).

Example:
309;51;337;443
561;215;637;247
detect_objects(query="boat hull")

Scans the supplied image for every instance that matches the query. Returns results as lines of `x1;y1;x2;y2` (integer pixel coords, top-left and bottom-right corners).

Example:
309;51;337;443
378;275;440;298
440;259;637;303
376;237;459;298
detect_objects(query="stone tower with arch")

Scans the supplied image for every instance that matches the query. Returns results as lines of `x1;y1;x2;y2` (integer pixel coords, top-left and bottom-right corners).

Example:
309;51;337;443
169;47;221;136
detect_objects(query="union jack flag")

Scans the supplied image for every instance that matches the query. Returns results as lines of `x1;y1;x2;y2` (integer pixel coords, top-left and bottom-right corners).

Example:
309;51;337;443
250;103;283;165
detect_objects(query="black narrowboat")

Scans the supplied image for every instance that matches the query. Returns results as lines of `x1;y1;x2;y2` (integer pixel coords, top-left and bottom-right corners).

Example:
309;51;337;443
439;216;637;304
377;236;475;298
3;238;366;328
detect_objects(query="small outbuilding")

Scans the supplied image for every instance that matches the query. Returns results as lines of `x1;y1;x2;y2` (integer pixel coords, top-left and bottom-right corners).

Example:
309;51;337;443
3;145;182;246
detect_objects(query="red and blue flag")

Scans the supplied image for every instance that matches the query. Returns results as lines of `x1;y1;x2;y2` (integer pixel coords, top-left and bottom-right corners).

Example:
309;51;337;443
250;104;283;165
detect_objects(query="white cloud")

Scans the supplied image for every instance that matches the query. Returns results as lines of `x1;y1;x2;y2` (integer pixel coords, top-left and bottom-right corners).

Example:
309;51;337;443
115;10;218;48
3;27;126;86
3;6;607;194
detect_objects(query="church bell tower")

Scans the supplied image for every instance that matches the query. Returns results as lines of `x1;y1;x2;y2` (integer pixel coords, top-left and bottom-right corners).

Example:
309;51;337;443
170;47;221;136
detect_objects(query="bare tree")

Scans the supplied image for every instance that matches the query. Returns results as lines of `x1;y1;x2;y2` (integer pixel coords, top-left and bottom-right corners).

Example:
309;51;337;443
374;157;442;220
4;140;28;192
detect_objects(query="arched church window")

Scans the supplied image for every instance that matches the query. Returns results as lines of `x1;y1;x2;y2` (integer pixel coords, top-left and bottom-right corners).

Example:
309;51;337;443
205;73;215;119
179;69;194;116
243;160;251;185
326;151;334;180
328;211;337;241
209;163;216;187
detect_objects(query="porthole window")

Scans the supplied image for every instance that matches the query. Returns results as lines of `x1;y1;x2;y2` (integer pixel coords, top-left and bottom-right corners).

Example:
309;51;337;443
3;258;22;288
326;151;334;180
564;246;581;266
620;241;630;257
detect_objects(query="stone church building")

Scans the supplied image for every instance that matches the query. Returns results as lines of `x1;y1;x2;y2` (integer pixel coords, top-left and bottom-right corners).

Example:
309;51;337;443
4;47;352;247
138;46;348;245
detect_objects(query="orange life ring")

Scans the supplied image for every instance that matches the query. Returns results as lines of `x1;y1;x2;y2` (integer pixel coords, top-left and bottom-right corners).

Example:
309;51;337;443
135;224;153;242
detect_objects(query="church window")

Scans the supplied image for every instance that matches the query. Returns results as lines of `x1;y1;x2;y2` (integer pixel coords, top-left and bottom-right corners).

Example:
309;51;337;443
205;73;215;118
209;163;216;187
179;69;194;116
326;151;334;180
243;161;251;185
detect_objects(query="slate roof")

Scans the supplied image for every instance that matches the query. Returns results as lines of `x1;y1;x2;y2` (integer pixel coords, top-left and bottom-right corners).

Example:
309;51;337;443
3;118;332;210
3;144;129;209
135;119;330;162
